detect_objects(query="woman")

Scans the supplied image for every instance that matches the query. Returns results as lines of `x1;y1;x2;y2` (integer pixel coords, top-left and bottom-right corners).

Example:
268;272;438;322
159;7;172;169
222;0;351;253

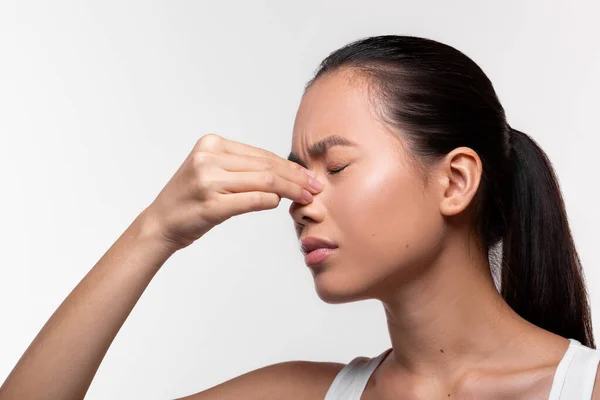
0;35;598;399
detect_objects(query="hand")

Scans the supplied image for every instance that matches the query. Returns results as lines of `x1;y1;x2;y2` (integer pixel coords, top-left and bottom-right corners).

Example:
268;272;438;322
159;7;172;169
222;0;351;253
141;134;323;252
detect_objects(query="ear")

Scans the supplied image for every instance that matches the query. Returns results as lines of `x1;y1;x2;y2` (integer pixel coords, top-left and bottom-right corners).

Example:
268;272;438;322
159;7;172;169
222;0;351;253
437;147;482;217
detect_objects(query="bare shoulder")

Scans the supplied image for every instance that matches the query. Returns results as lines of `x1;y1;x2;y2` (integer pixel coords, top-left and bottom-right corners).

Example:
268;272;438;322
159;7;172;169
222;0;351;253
176;360;345;400
592;363;600;400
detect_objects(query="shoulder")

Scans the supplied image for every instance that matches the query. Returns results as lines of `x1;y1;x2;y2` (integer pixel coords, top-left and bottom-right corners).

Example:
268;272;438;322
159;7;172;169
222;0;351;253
260;360;347;397
178;360;346;400
592;363;600;400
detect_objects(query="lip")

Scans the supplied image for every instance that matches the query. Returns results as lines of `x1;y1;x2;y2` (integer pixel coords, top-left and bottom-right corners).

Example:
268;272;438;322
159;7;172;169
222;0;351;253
300;236;338;267
300;236;338;254
304;247;336;266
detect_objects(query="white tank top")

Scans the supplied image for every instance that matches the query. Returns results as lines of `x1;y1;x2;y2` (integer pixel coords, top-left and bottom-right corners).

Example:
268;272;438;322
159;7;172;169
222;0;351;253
324;339;600;399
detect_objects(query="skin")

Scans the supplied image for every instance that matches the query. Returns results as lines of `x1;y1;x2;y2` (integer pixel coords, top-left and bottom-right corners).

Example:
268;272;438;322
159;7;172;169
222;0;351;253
0;67;597;399
288;68;599;398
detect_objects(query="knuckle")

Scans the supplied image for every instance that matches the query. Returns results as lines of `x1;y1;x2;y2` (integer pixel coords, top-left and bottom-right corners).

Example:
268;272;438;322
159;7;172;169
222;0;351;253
260;172;276;187
250;192;279;209
261;157;275;170
191;151;211;167
249;191;265;206
266;193;281;208
193;168;212;192
195;133;221;151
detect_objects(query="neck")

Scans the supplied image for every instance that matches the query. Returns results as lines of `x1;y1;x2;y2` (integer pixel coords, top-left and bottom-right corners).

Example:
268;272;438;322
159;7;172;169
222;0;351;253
379;233;534;379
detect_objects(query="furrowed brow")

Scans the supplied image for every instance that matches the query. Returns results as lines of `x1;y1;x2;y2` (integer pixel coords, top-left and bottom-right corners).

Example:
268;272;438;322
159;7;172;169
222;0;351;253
287;135;356;168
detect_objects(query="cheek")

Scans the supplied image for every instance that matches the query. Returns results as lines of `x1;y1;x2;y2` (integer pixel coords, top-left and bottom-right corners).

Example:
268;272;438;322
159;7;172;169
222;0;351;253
313;162;444;303
332;165;443;272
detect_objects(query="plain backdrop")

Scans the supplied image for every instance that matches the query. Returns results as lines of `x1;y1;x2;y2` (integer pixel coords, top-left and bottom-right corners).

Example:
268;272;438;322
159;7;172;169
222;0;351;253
1;1;599;398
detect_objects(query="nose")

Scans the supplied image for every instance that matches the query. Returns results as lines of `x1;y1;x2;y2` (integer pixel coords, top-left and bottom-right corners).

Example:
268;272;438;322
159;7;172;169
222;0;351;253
288;191;326;233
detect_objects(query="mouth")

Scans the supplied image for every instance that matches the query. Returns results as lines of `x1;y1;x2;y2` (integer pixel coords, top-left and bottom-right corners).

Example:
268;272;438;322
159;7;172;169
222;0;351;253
300;236;338;267
303;247;337;266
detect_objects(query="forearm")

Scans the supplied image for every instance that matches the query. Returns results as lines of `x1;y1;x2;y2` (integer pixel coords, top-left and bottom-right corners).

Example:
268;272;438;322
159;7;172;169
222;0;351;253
0;209;175;400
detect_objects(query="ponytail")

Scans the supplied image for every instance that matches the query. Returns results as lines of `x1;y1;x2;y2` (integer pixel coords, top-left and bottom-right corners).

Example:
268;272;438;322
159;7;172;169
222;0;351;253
501;127;595;348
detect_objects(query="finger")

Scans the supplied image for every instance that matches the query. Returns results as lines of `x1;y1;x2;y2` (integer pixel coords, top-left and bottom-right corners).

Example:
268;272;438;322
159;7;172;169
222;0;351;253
219;138;315;183
215;170;313;205
211;191;282;219
213;153;323;194
192;135;323;194
195;134;285;162
220;137;284;160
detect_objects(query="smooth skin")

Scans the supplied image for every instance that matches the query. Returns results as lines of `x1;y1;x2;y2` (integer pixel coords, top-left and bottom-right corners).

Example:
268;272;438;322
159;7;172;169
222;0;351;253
1;68;598;399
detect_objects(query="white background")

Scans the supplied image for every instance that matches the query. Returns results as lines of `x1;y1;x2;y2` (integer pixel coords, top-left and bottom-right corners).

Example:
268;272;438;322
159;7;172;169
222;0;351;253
1;1;598;398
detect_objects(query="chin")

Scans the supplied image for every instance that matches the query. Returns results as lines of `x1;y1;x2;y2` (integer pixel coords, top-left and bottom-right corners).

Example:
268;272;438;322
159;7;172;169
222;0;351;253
311;268;373;304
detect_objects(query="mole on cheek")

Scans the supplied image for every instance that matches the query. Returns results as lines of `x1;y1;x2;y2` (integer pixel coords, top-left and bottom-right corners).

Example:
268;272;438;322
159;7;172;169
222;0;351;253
405;244;409;248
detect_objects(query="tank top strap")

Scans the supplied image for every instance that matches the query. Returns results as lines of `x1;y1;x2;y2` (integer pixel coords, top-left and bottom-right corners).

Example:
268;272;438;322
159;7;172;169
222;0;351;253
547;338;600;400
324;348;392;400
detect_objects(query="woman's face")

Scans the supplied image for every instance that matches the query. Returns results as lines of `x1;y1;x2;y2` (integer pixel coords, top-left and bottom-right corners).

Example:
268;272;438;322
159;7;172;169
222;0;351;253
288;69;446;304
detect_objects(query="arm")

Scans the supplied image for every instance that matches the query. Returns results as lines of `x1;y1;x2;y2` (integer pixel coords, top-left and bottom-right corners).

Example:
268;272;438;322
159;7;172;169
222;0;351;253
176;360;344;400
0;210;174;400
0;134;321;400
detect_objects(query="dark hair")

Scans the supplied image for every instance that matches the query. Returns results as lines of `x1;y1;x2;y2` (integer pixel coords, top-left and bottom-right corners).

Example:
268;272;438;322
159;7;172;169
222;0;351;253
307;35;595;348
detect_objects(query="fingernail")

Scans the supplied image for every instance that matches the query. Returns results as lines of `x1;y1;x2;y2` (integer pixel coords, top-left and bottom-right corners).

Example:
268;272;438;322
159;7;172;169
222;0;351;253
309;176;323;191
302;189;313;203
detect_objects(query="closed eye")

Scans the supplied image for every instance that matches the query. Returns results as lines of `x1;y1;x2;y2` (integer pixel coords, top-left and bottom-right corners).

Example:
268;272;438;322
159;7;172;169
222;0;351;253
327;165;348;175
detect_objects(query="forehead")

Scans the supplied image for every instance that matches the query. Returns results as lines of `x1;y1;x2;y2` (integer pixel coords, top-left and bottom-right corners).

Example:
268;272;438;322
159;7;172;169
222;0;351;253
291;69;385;155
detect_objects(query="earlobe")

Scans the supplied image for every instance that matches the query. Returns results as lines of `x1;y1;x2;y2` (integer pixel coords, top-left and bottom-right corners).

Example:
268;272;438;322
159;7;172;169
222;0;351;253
438;147;482;217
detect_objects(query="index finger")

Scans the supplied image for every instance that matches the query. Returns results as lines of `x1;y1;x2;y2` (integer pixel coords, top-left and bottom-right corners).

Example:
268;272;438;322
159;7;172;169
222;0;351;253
221;137;285;160
221;136;311;176
196;134;318;191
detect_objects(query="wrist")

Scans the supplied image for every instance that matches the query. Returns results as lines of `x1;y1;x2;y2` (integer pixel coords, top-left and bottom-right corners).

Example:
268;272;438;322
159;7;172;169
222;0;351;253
131;208;181;258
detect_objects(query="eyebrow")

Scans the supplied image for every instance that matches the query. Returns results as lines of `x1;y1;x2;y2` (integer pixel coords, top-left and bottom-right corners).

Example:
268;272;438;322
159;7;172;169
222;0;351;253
287;135;357;168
